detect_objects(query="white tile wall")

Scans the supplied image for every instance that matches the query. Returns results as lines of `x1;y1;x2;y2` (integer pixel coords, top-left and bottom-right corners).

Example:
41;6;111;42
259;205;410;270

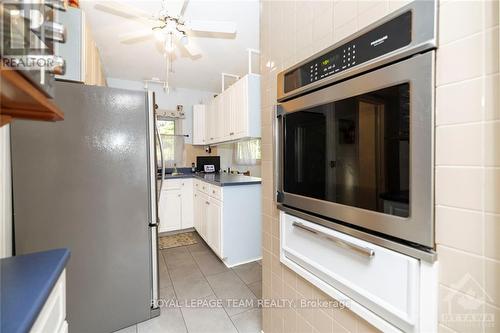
260;1;500;332
429;0;499;332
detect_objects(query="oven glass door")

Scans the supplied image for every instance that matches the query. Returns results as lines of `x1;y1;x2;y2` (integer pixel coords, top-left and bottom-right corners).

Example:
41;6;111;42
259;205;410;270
283;83;410;217
277;51;434;248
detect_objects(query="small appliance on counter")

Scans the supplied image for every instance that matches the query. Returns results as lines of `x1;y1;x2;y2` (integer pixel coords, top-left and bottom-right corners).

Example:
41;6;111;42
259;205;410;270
204;164;215;173
196;156;220;173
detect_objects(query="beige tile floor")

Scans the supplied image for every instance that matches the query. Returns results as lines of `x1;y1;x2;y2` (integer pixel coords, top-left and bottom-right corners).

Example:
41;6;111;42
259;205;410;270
115;233;262;333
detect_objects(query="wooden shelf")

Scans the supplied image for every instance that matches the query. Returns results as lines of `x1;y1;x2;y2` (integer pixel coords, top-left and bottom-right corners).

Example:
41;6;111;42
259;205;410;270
0;64;64;126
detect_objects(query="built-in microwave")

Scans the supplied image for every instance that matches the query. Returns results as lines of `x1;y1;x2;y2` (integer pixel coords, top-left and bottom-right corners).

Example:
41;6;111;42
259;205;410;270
276;1;437;250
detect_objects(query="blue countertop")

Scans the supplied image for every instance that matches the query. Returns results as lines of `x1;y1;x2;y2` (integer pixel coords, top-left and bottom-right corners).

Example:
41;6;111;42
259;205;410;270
1;249;70;333
159;172;262;186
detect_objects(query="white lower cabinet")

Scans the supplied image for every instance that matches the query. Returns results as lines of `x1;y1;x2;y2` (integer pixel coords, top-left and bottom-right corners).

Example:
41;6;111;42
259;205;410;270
159;189;182;233
159;179;194;233
180;179;194;229
194;191;208;239
193;181;261;267
160;177;262;266
206;197;222;255
30;270;67;333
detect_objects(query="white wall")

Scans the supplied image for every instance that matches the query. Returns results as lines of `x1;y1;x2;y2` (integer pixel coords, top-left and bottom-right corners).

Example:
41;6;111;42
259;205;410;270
0;125;12;258
107;78;214;144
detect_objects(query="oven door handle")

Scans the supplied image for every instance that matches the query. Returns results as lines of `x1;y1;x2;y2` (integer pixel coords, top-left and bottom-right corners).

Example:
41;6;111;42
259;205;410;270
292;221;375;258
274;105;284;202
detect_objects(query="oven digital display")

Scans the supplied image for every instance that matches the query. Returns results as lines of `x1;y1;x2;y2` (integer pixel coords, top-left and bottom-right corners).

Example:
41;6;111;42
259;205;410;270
284;11;412;94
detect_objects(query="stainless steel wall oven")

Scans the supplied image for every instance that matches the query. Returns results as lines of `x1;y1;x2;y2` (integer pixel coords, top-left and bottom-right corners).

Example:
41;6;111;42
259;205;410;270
276;1;437;250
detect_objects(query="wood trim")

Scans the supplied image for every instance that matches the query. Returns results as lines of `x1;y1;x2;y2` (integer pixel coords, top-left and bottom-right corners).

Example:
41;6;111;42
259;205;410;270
0;115;12;127
0;64;64;122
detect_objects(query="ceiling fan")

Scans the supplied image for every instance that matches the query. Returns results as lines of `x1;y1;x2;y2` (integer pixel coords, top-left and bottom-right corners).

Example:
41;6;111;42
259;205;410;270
94;0;237;57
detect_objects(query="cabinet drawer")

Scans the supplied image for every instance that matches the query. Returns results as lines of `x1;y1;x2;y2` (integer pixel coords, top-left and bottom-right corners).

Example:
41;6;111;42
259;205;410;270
193;179;202;191
281;213;419;330
209;184;222;200
200;181;210;194
163;179;182;190
30;270;66;333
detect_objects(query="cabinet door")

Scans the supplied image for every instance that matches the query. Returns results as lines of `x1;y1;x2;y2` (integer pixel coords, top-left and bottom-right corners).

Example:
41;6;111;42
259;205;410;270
158;190;181;233
213;95;223;142
205;101;213;144
181;179;194;229
192;105;206;145
193;191;202;232
234;76;248;137
207;198;222;256
200;194;209;240
228;84;238;139
55;7;83;82
221;86;232;141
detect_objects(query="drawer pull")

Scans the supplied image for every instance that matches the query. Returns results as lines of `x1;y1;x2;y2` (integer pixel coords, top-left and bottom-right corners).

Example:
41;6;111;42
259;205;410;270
292;221;375;258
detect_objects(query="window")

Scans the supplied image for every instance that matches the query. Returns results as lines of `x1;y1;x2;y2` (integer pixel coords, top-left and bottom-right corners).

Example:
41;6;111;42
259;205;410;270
234;139;261;165
157;119;183;167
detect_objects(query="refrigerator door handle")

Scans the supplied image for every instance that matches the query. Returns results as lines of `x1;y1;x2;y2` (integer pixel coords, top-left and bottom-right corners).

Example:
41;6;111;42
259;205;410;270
148;91;159;310
155;116;165;205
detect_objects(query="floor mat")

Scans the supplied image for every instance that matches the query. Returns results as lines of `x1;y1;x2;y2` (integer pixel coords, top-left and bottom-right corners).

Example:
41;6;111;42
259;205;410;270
158;232;198;250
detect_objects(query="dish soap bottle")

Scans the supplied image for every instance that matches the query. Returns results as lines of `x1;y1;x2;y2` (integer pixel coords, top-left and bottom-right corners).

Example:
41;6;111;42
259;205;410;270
191;162;196;173
172;163;179;175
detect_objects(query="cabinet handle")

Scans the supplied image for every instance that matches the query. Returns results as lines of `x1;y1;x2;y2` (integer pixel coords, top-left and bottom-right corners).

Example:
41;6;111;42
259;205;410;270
178;194;181;197
230;132;234;136
212;190;216;194
292;221;375;258
206;201;210;205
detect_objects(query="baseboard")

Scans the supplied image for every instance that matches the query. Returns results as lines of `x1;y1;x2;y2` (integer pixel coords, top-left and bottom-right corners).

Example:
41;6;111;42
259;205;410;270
224;256;262;268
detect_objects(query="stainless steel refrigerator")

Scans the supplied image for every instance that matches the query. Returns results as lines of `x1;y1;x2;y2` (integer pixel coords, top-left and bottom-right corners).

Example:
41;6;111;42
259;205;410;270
10;82;160;333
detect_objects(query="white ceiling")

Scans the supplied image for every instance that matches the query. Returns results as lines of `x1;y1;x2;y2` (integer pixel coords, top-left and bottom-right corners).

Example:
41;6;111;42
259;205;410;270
80;0;260;92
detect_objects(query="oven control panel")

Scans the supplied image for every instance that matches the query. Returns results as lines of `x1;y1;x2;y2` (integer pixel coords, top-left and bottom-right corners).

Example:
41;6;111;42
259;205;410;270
284;10;412;94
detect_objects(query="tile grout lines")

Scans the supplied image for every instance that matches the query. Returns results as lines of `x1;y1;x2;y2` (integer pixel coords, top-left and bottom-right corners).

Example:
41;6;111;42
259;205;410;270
160;249;191;333
186;243;242;333
166;236;261;333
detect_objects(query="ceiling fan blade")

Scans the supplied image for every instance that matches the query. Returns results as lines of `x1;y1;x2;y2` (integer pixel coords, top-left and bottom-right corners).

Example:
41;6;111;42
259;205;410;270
94;1;151;20
185;20;236;34
182;41;201;57
179;0;189;19
119;29;153;43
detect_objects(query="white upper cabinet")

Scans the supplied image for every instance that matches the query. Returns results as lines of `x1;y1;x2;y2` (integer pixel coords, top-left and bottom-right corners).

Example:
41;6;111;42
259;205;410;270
56;7;106;86
193;74;261;145
214;94;224;142
205;100;214;144
192;105;206;145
